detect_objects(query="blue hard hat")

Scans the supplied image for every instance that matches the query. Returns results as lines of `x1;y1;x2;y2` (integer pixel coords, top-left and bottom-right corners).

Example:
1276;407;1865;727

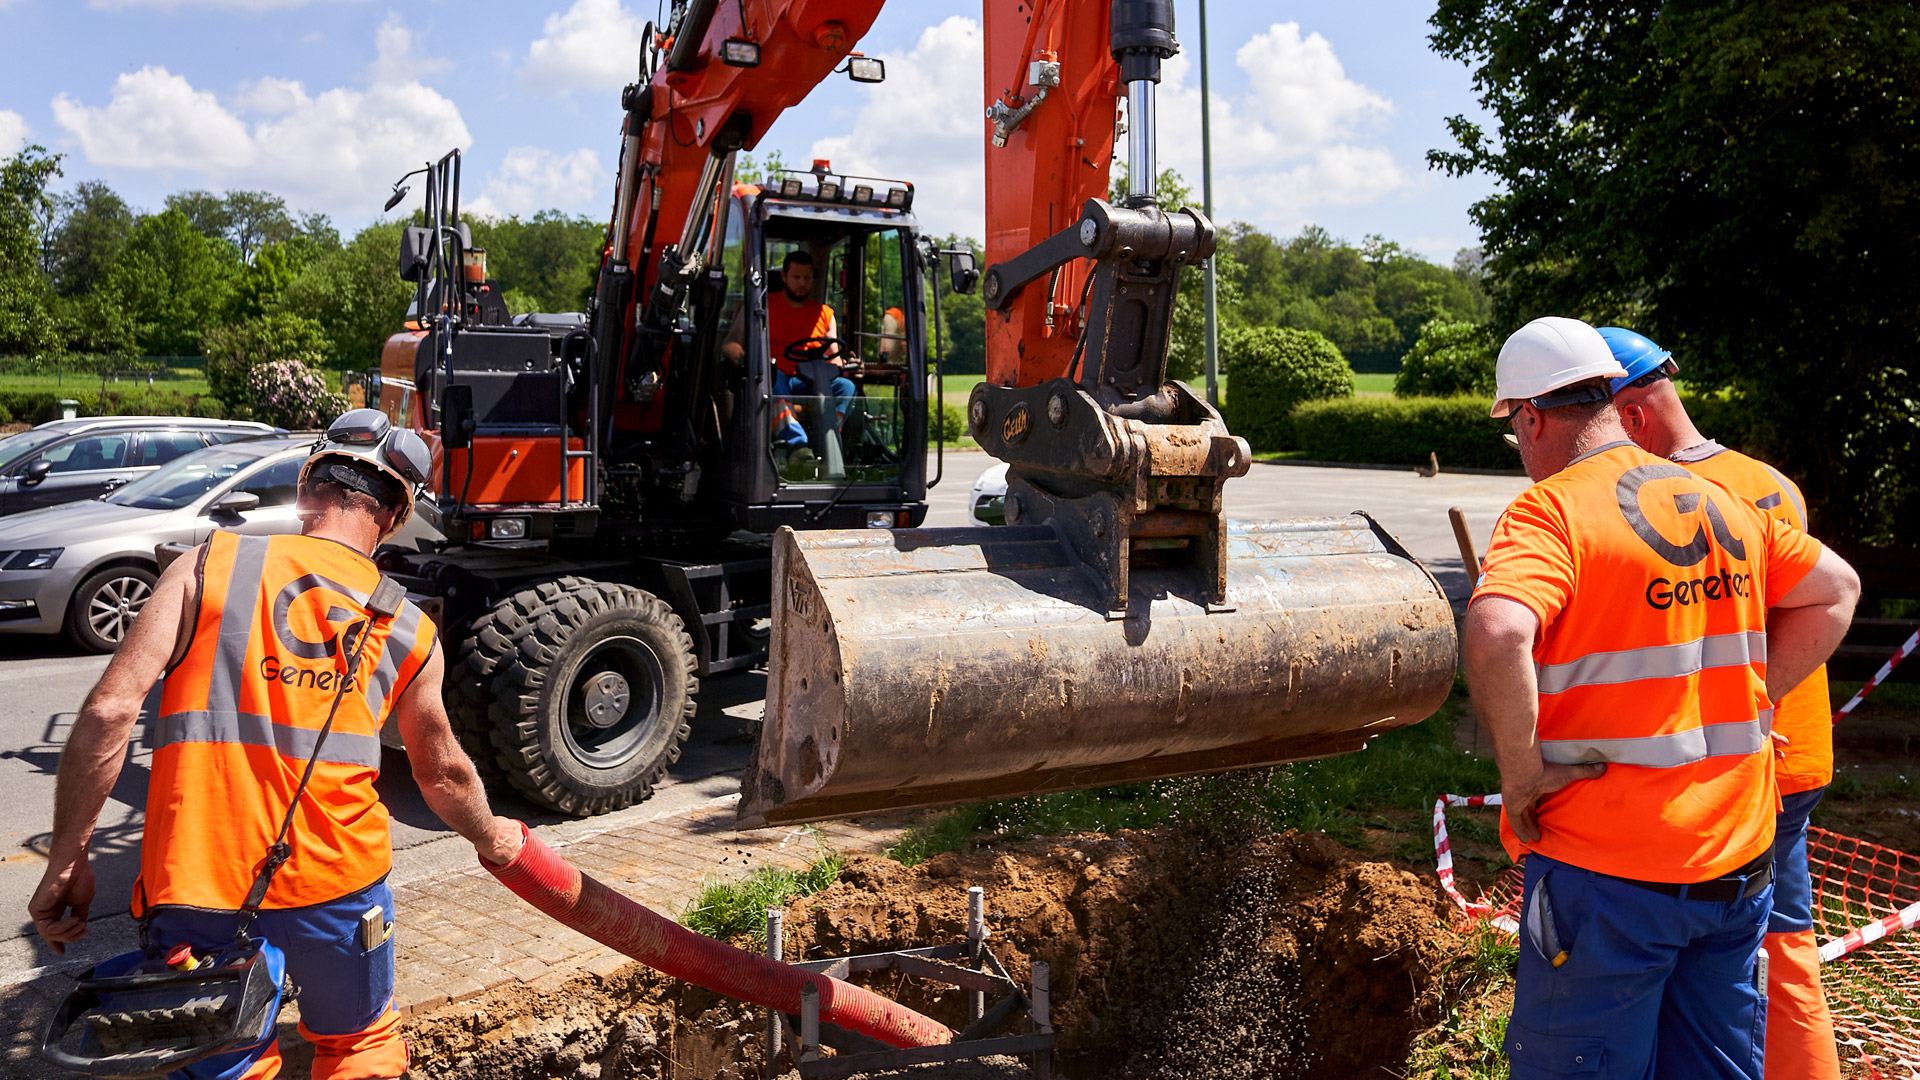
1598;326;1677;393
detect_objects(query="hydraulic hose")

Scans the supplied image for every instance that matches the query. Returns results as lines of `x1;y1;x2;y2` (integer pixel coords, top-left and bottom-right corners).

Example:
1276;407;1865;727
481;823;954;1050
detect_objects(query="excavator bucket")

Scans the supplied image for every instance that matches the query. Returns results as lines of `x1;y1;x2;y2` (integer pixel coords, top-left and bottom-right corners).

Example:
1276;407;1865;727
737;515;1458;827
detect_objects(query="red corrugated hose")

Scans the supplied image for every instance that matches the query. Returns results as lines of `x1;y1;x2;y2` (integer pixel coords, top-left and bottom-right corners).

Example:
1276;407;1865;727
481;822;954;1049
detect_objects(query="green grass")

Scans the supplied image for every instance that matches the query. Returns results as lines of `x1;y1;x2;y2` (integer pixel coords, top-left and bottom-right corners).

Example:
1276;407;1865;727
1353;372;1395;396
679;848;846;948
888;681;1500;862
0;371;211;395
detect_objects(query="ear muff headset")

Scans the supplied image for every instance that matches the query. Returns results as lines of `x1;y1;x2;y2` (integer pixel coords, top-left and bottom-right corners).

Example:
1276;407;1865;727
299;409;432;528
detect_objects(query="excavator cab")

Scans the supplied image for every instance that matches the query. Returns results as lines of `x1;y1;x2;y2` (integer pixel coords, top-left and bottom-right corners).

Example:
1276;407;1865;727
715;170;930;524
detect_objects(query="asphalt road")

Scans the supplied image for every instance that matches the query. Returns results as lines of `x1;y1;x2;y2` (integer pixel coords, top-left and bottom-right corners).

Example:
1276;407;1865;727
0;454;1530;985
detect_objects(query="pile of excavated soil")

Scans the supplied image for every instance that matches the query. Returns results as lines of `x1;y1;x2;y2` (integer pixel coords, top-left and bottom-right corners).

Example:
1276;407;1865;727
405;827;1472;1080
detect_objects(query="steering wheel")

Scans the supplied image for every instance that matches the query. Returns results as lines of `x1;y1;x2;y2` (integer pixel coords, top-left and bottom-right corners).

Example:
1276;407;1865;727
783;335;851;367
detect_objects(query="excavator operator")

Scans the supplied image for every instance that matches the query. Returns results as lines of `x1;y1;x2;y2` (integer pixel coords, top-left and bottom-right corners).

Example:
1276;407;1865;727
725;250;856;455
29;409;524;1080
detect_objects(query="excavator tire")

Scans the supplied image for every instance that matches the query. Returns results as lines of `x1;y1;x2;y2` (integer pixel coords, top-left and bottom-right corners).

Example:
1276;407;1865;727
454;576;698;816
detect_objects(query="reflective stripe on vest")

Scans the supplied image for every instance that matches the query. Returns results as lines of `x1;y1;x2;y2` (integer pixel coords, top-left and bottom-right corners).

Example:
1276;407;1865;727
151;709;385;768
1541;708;1774;768
1536;631;1767;695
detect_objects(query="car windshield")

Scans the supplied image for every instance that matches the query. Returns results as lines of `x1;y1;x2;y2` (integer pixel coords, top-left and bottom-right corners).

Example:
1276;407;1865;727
0;427;72;468
107;443;288;510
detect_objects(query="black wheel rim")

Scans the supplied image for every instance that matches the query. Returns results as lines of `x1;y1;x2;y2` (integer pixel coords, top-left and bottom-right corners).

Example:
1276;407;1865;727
87;575;152;644
560;635;667;769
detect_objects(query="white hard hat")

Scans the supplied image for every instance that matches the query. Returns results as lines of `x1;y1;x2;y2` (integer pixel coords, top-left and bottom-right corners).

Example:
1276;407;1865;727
1490;317;1629;418
301;408;432;525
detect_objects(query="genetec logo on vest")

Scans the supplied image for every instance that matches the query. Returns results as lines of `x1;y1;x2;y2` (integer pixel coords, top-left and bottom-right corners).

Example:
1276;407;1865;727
260;575;368;692
1619;464;1755;611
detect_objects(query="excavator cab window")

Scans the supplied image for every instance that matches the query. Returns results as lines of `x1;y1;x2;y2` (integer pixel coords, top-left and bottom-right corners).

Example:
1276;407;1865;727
758;220;917;488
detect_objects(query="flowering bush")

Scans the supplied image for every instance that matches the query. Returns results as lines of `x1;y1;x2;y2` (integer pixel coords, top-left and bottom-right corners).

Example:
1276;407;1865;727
246;358;346;430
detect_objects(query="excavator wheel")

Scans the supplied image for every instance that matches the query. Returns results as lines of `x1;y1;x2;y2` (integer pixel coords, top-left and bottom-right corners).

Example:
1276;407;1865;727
455;576;698;816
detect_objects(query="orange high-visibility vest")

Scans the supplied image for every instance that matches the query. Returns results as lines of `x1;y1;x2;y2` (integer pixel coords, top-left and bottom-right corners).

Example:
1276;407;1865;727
1473;442;1824;882
1677;441;1832;796
140;531;437;911
767;297;836;376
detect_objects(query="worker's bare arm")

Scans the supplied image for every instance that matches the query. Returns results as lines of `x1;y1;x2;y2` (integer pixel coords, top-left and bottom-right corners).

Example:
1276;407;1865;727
1767;546;1861;702
1463;596;1605;845
393;646;523;865
29;548;196;952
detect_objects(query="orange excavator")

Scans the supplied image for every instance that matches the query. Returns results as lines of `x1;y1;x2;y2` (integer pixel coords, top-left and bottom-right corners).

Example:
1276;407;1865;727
371;0;1458;825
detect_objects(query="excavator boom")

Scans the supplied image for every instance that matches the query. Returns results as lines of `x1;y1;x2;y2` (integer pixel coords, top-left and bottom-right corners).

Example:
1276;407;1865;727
739;0;1458;825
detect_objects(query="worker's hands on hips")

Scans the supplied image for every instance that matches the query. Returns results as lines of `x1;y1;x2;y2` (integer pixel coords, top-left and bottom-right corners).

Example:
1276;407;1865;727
29;854;96;955
476;816;524;867
1503;759;1607;845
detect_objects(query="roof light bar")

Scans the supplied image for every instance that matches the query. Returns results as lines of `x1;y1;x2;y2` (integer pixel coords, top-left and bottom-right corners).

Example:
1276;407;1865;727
852;184;874;204
886;187;908;207
779;178;804;197
817;180;841;201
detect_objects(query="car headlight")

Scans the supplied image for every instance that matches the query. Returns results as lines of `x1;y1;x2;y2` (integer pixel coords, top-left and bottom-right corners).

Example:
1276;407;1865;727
4;548;63;570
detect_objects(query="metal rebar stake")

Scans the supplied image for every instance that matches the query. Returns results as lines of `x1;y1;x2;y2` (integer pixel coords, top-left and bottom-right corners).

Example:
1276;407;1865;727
1032;960;1051;1080
764;908;784;1079
799;982;820;1063
966;885;987;1024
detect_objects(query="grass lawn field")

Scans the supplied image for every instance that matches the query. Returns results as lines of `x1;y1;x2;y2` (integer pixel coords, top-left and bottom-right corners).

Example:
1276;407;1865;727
0;372;213;397
945;370;1394;401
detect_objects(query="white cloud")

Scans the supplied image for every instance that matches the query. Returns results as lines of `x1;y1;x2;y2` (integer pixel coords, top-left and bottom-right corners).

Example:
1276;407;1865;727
466;146;606;219
520;0;649;96
90;0;333;9
50;14;471;220
0;110;29;157
1155;22;1409;231
808;16;985;240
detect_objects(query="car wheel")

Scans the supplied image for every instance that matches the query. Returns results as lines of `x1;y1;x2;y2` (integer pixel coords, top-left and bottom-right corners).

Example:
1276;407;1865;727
66;564;158;653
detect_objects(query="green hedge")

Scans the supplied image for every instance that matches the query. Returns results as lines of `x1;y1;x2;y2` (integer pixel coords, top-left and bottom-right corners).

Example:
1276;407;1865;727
0;387;228;425
1219;326;1353;452
1290;395;1515;470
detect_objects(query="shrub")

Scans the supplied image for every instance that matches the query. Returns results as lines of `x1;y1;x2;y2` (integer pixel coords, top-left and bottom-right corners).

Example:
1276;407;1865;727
1290;396;1515;470
1219;327;1353;451
1394;320;1496;398
246;359;346;429
936;402;967;443
203;313;330;403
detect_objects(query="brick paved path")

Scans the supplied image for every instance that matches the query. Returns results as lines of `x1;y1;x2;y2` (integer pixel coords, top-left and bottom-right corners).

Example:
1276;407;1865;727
2;797;906;1079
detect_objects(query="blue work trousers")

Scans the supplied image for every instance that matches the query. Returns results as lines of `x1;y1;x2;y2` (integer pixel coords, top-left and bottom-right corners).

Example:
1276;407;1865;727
1505;852;1771;1079
772;368;854;447
1769;786;1825;934
144;878;400;1080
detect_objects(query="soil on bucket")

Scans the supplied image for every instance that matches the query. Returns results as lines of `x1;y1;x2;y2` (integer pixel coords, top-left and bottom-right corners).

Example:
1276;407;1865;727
404;826;1478;1080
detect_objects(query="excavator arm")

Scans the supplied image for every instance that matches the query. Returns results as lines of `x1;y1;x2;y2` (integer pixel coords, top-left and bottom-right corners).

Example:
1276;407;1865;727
584;0;1458;828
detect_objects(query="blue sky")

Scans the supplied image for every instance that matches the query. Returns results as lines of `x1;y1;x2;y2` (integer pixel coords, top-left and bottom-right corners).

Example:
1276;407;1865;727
0;0;1498;262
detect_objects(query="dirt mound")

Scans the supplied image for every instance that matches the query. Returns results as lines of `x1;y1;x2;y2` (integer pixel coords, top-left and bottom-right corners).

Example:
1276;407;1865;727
783;826;1463;1079
403;826;1471;1079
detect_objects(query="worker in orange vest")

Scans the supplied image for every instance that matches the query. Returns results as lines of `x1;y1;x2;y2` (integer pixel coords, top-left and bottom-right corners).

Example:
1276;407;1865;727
1465;317;1859;1078
1601;326;1843;1080
29;410;524;1080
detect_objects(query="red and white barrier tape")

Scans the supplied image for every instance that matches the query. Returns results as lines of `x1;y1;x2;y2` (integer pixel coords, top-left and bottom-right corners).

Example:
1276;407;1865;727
1434;791;1920;965
1820;898;1920;964
1433;793;1502;915
1832;626;1919;723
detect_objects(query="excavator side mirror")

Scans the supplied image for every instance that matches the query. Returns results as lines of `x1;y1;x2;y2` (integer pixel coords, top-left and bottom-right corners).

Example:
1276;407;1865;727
399;226;434;283
947;250;979;295
442;384;476;450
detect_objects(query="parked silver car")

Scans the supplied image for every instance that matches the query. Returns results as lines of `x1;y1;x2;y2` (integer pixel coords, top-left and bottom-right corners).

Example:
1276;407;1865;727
0;416;281;516
0;435;439;652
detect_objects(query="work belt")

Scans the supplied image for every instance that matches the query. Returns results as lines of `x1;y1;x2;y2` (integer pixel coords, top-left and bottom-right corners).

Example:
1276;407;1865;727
1602;846;1774;904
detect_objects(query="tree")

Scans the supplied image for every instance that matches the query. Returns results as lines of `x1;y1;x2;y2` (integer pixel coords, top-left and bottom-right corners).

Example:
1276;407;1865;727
279;221;414;367
1430;0;1920;541
469;210;602;314
108;209;239;356
734;150;789;185
164;190;234;244
230;236;324;320
0;146;64;362
222;190;296;263
47;180;135;296
924;234;985;376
